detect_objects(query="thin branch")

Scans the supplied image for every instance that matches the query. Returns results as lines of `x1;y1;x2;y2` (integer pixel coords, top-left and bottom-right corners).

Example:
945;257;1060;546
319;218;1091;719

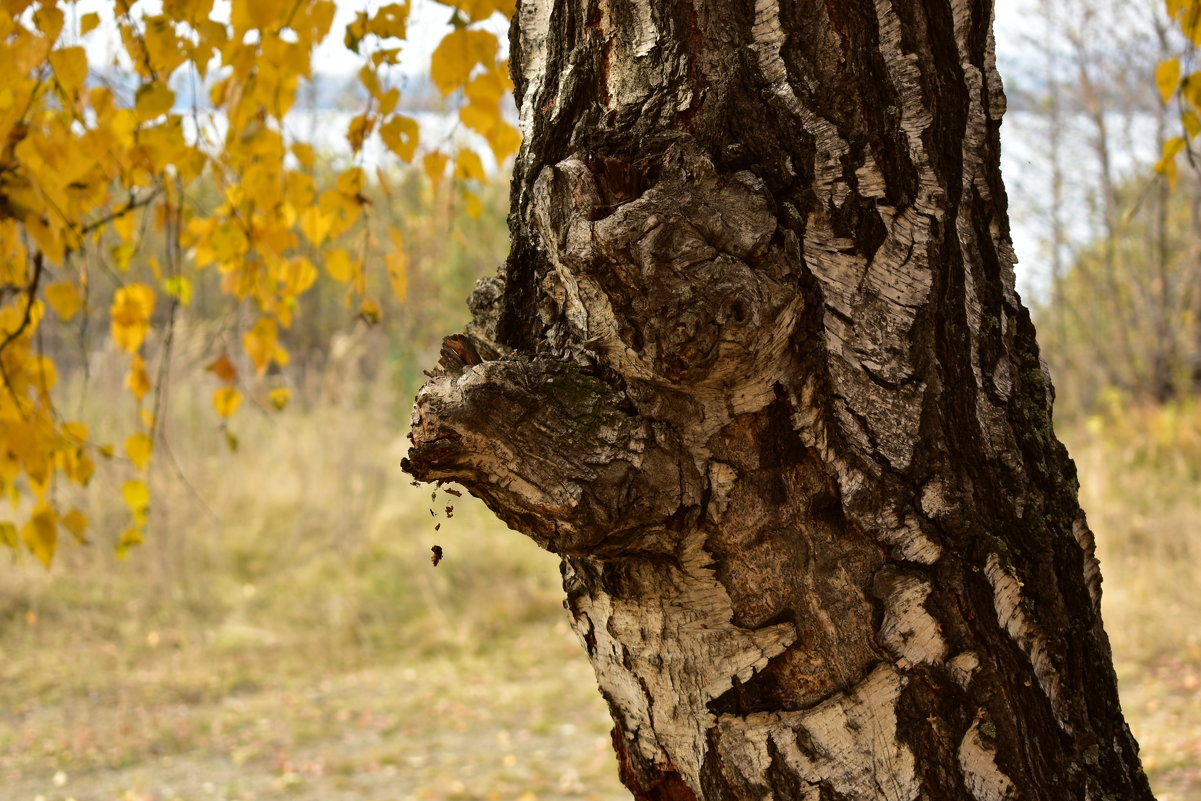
156;422;222;526
79;189;162;236
0;252;46;355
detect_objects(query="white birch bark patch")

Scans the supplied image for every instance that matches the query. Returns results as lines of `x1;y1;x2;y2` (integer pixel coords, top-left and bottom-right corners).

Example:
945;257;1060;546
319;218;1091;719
568;532;796;790
985;553;1072;732
716;664;919;801
959;719;1018;801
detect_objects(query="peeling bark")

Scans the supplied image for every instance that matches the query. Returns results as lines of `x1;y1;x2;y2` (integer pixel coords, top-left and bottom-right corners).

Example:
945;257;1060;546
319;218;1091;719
404;1;1155;799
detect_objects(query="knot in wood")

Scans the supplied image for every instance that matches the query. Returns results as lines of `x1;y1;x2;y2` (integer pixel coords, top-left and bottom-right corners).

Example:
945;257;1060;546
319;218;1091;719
532;141;802;388
405;358;694;556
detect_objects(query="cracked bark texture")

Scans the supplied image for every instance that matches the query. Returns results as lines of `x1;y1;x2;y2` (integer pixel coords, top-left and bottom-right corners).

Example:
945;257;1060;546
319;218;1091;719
403;1;1156;799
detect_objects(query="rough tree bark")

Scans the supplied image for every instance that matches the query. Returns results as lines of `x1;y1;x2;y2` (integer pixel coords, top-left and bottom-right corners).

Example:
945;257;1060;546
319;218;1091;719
402;1;1156;799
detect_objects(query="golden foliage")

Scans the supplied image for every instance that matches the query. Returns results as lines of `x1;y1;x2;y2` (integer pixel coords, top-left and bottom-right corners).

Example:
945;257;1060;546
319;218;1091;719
0;0;516;561
1156;1;1201;182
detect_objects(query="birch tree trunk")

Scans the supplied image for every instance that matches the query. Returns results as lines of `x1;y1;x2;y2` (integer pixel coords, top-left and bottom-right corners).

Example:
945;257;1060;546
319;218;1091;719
403;1;1156;798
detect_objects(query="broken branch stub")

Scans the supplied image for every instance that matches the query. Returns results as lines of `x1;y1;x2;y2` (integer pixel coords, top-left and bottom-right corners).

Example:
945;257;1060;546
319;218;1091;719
405;356;695;557
406;142;808;560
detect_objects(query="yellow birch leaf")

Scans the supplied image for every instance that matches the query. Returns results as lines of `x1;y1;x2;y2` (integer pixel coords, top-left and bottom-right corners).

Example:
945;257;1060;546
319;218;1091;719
163;275;193;306
33;355;58;392
243;318;278;373
359;298;381;324
284;256;317;295
44;281;82;321
318;189;361;235
386;227;408;302
206;353;238;384
135;82;175;121
460;99;496;136
0;522;19;550
116;527;144;559
347;113;372;153
1157;138;1184;188
359;64;382;97
231;0;285;30
292;142;315;170
285;171;317;207
112;242;137;272
465;68;507;105
299;205;334;246
125;433;153;471
24;214;66;266
430;29;498;95
380;115;419;162
373;47;403;67
213;387;242;417
324;249;354;283
378;87;400;116
80;12;100;35
344;10;368;52
123;480;150;511
1185;5;1201;44
453;0;515;20
1163;157;1179;188
1184;109;1201;138
127;355;152;400
336;167;365;198
368;2;409;37
423;152;449;193
62;421;89;444
1184;73;1201;113
114;210;138;243
49;47;88;97
62;508;88;543
65;451;94;486
455;150;486;183
111;284;156;354
33;4;64;39
1161;136;1186;162
464;190;483;220
21;504;56;567
269;387;291;410
487;122;521;165
1157;59;1182;105
98;444;115;459
123;479;150;526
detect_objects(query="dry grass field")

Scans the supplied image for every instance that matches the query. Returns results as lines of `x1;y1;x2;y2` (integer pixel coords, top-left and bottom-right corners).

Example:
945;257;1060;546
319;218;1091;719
1;349;1199;801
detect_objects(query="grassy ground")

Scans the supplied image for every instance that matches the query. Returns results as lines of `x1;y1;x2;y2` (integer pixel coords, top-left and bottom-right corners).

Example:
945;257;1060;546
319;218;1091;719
1;348;630;801
1071;403;1201;800
2;362;1200;800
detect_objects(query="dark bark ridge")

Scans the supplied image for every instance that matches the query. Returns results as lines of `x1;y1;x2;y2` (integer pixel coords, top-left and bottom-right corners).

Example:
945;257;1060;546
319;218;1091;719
405;1;1155;800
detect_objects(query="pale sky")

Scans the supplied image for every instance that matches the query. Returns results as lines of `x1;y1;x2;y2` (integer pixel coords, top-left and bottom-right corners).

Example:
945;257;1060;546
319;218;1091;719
70;1;1022;79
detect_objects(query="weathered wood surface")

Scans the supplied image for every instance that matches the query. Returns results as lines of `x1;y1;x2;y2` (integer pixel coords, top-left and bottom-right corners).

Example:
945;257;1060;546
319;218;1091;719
405;1;1155;799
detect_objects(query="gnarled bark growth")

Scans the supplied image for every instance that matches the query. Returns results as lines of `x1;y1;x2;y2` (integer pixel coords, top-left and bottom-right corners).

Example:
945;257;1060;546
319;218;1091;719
404;1;1155;799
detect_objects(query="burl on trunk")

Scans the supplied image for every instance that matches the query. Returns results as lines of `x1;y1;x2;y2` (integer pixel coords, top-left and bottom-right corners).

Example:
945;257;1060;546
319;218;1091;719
404;1;1155;799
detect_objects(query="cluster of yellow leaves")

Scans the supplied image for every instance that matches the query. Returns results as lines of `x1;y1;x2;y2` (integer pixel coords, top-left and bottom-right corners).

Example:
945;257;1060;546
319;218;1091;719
1156;0;1201;184
0;0;516;564
429;0;518;215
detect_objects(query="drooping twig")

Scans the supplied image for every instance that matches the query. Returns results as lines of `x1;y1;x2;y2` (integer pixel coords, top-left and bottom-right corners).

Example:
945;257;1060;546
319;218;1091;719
0;251;45;356
79;189;161;236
